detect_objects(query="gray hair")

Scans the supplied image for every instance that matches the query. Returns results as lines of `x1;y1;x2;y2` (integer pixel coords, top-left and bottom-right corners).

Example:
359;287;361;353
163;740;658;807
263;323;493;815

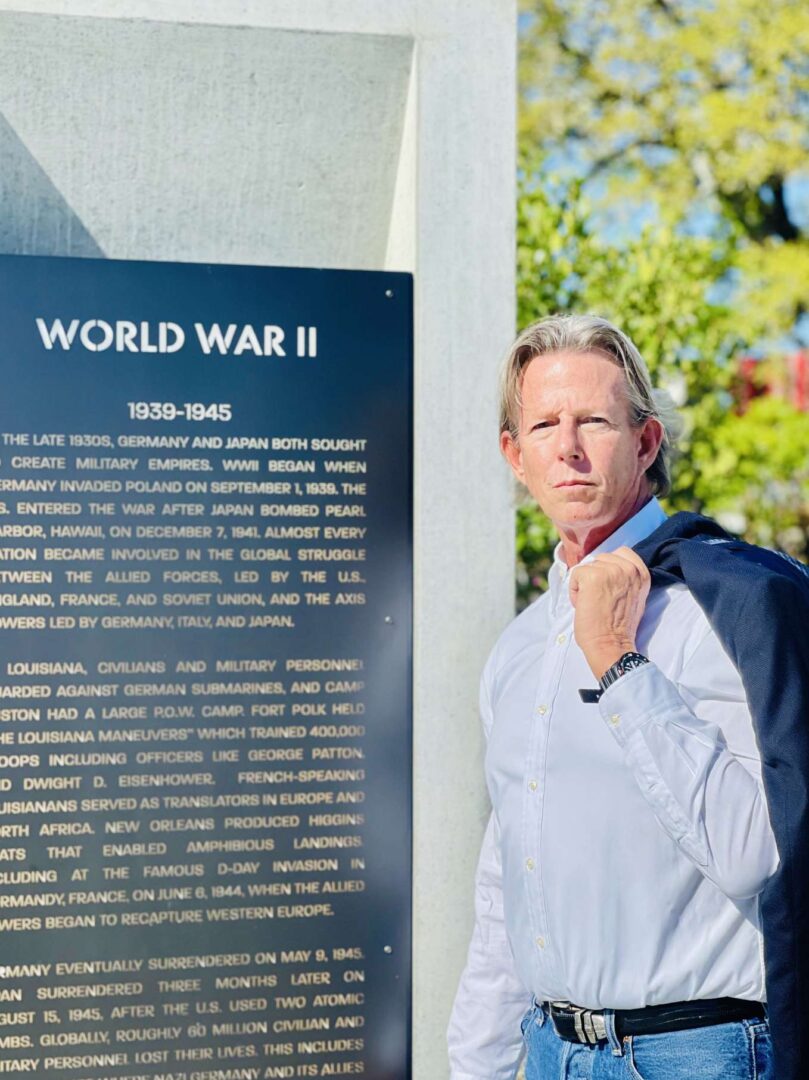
499;313;683;497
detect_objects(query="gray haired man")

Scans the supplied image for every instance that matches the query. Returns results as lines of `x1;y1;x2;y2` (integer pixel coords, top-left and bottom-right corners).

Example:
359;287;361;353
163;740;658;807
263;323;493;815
448;315;777;1079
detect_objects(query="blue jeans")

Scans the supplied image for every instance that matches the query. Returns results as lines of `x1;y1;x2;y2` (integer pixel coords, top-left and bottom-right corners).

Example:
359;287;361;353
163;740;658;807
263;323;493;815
521;1001;773;1079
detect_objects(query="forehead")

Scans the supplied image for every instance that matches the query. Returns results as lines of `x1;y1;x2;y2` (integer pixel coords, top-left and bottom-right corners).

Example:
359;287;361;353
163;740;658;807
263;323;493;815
520;349;629;408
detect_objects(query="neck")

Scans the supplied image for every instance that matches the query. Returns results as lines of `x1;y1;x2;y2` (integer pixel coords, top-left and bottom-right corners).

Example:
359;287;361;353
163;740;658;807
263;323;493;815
559;488;653;568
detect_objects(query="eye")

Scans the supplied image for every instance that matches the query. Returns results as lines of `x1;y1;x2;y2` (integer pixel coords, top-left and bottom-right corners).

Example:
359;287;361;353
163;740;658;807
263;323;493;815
581;416;608;425
530;419;556;432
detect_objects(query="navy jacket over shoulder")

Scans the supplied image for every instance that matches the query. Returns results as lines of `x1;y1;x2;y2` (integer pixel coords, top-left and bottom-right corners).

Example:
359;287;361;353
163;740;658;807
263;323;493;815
634;511;809;1080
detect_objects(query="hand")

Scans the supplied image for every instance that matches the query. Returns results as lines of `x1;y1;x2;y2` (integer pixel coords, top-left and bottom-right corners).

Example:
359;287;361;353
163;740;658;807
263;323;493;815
568;545;651;680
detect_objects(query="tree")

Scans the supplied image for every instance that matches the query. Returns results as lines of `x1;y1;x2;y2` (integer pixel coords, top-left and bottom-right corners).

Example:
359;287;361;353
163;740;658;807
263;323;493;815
513;1;809;606
515;158;809;605
518;0;809;346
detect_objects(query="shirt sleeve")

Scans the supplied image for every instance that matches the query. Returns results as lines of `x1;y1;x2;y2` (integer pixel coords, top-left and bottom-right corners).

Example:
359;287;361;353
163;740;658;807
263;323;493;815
598;633;780;900
447;660;531;1080
447;812;530;1080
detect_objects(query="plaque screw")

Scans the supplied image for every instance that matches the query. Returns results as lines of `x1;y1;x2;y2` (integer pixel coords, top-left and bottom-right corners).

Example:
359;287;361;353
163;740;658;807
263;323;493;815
384;615;394;624
385;289;394;298
383;945;393;954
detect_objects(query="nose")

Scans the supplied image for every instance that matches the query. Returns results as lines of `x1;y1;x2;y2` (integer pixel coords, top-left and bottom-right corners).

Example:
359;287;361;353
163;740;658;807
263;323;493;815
556;418;584;461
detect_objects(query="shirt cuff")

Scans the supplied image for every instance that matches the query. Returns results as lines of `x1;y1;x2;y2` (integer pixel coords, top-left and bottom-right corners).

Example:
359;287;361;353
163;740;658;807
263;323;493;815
598;661;682;746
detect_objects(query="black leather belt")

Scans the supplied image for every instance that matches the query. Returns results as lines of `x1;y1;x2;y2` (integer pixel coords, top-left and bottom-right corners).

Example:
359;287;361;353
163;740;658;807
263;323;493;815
545;997;766;1046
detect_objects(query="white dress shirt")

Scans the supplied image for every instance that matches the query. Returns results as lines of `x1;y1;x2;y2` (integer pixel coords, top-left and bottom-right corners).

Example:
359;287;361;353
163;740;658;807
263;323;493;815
448;498;779;1080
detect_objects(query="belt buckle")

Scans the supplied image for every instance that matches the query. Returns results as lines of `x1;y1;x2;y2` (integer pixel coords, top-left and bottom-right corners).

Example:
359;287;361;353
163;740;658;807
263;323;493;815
550;1001;608;1045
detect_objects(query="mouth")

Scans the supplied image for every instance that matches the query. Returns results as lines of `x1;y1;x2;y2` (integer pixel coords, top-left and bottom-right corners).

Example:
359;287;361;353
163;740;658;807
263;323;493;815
554;481;594;488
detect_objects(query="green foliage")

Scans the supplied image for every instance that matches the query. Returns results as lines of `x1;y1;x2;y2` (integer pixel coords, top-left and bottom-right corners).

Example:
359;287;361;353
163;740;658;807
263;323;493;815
691;396;809;550
515;159;809;604
519;0;809;270
514;1;809;606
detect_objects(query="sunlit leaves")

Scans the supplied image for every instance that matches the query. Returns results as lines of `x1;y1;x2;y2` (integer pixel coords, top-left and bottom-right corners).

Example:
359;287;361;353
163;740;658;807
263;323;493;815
514;158;809;606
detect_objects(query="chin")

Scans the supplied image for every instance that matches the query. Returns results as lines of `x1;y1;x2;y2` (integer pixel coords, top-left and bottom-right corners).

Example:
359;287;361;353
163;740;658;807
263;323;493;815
548;501;610;528
559;512;606;529
546;493;603;514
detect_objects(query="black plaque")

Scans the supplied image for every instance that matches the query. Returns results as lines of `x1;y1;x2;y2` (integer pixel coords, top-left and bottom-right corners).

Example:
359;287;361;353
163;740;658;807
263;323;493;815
0;254;412;1080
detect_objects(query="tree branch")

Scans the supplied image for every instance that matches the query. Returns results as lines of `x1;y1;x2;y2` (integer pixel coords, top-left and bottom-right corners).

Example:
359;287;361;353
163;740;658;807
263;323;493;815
652;0;685;26
587;138;672;177
719;176;800;242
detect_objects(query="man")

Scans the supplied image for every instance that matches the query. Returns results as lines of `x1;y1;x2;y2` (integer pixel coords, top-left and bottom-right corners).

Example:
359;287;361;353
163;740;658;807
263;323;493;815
447;314;783;1079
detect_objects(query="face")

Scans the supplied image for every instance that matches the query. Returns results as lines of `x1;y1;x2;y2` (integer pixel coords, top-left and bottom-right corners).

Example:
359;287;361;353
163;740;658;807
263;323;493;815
500;350;663;542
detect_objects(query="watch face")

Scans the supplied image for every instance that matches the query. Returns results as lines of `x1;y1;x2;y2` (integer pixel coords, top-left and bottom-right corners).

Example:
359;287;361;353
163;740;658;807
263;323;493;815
621;653;647;672
600;653;648;690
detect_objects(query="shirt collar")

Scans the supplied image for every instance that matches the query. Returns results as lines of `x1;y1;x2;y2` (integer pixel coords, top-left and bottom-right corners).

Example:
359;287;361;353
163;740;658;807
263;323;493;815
547;497;668;612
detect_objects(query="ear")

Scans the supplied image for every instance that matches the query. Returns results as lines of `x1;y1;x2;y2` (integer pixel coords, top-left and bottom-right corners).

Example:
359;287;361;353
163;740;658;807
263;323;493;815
637;417;664;470
500;429;525;483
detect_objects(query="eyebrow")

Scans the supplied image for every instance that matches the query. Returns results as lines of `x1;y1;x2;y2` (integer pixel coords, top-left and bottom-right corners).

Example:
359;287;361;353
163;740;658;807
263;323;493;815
524;408;616;424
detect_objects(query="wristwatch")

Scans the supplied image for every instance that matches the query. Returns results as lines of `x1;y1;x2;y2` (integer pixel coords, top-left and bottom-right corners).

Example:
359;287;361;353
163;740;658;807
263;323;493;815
578;652;650;703
599;651;650;694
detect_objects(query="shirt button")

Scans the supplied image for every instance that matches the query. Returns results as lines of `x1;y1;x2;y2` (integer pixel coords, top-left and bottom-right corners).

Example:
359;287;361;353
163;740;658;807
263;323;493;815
536;936;545;949
609;714;621;726
536;704;548;716
525;858;535;872
528;780;538;792
556;632;567;645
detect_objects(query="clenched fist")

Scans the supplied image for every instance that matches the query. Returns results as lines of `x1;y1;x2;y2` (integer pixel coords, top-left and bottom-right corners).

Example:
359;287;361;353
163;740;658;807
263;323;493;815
568;545;651;680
